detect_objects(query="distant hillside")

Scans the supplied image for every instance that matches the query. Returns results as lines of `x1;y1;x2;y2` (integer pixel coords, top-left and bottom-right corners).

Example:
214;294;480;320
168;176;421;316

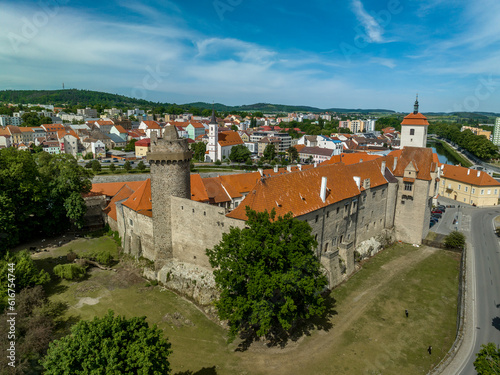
0;89;156;108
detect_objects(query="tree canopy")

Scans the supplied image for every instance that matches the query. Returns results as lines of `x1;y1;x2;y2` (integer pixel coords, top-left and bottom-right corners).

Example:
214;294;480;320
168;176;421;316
1;251;50;310
206;208;328;343
287;146;299;162
0;149;92;253
41;310;172;374
263;144;276;161
190;142;206;162
229;144;251;163
431;123;499;160
474;343;500;374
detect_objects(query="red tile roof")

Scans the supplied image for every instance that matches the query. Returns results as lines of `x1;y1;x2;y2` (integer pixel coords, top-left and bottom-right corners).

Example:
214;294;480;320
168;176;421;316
441;164;500;187
401;112;429;126
227;163;363;221
389;147;436;181
104;185;135;221
218;131;243;147
142;121;161;129
324;153;381;166
113;125;127;134
191;174;209;202
135;138;151;147
202;177;231;203
122;179;152;213
91;181;146;197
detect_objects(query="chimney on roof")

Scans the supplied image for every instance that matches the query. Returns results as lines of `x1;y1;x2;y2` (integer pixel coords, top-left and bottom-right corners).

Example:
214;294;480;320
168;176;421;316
381;161;386;174
477;170;481;177
258;168;263;177
467;169;470;175
393;156;398;171
314;162;318;168
287;165;291;172
298;164;302;171
353;176;361;190
320;177;327;203
359;158;363;163
274;165;278;173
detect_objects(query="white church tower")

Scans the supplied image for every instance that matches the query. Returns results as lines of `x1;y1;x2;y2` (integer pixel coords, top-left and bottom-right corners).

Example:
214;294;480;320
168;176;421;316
400;95;430;149
206;108;218;162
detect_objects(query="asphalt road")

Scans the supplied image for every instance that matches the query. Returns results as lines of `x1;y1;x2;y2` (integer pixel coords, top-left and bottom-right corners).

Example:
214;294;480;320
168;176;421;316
454;206;500;374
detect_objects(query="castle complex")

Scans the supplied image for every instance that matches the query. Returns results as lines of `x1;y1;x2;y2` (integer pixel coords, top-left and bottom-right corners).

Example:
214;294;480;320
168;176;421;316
90;101;491;305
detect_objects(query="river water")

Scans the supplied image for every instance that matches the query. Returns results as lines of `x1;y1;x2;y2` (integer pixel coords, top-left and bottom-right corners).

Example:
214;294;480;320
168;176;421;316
427;142;460;165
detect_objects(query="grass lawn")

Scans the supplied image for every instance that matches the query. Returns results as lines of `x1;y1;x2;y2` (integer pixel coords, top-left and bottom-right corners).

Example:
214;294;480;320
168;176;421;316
38;238;460;375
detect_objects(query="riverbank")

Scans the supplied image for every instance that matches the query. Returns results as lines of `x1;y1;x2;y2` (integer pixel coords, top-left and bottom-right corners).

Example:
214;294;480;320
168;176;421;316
429;139;473;168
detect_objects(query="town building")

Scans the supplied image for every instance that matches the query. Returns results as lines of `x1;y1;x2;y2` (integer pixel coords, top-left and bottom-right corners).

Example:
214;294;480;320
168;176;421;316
400;96;429;148
493;117;500;146
438;164;500;206
460;126;491;139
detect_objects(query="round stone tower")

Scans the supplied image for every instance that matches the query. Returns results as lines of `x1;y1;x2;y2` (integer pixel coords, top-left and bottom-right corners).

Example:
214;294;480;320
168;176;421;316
147;125;192;265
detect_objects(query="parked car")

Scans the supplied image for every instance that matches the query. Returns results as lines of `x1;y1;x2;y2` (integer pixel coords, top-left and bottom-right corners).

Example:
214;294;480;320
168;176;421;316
430;221;436;228
431;215;441;221
432;209;443;214
437;206;446;212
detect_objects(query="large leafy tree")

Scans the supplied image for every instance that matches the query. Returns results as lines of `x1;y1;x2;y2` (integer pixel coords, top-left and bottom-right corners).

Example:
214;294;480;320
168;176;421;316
41;310;172;374
474;343;500;374
190;142;207;162
0;149;92;253
287;146;299;162
206;208;328;343
229;144;251;163
444;231;466;249
263;143;276;161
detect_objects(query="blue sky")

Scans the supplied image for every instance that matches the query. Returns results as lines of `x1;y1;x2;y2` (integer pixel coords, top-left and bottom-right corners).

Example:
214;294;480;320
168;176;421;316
1;0;500;112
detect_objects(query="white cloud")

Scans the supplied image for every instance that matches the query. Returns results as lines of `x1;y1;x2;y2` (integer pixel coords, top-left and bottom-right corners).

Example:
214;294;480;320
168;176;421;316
351;0;384;43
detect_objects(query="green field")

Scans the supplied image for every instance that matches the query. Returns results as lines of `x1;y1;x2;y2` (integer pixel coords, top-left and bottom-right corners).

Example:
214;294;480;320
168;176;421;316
36;237;460;375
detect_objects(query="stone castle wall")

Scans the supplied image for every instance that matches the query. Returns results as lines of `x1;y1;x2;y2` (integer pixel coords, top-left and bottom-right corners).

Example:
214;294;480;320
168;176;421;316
170;196;246;268
394;178;431;244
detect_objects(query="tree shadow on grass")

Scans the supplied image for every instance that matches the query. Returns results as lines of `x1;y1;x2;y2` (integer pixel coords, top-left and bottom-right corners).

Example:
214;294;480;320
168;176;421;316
492;316;500;331
235;293;337;351
174;366;217;375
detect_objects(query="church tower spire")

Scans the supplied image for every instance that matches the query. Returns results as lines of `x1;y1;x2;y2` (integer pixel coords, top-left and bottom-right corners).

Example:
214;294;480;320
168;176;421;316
413;94;419;114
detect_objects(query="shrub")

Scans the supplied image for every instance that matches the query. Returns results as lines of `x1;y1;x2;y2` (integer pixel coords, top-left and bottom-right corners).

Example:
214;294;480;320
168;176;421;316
214;160;221;166
444;231;466;249
53;264;87;280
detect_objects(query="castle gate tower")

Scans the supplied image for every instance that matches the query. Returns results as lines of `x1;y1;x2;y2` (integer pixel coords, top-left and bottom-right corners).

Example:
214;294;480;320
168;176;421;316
400;95;430;148
147;125;192;265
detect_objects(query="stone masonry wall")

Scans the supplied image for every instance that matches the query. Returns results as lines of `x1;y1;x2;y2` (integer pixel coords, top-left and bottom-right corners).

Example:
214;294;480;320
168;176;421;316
170;196;246;268
394;178;431;244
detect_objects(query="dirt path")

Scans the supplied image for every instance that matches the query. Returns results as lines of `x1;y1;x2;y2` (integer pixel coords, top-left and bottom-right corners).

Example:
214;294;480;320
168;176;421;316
235;246;437;375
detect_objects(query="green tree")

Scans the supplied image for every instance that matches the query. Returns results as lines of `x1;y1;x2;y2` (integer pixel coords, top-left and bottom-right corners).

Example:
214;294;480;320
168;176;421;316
109;162;116;172
206;208;328;343
263;144;276;161
137;161;146;171
229;144;251;163
287;146;299;162
444;231;466;249
190;142;207;162
0;149;92;253
40;116;53;124
123;160;132;171
214;160;222;166
0;286;65;372
124;139;137;152
91;159;101;172
41;310;172;374
1;251;50;310
474;343;500;374
21;112;41;127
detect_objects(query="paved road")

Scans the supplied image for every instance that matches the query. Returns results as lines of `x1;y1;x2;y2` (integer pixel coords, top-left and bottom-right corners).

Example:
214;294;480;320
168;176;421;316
436;201;500;374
